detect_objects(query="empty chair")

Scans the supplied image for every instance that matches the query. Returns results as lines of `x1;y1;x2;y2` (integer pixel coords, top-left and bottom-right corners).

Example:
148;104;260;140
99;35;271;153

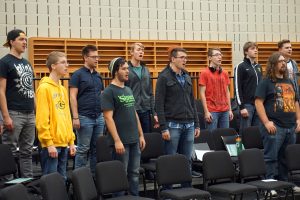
239;148;295;199
202;151;258;199
0;144;19;188
95;160;153;200
0;184;30;200
72;167;99;200
241;126;264;149
156;154;211;200
210;128;237;151
286;144;300;182
140;132;164;192
40;172;69;200
96;135;147;194
96;135;112;162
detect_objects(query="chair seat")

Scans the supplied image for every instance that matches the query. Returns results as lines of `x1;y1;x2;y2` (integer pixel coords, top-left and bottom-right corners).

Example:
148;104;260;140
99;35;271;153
140;162;156;171
109;195;153;200
160;187;211;200
246;180;294;191
208;182;257;195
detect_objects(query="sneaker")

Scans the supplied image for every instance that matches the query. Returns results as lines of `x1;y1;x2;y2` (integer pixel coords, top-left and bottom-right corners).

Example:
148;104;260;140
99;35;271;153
191;171;202;178
293;186;300;193
270;190;277;196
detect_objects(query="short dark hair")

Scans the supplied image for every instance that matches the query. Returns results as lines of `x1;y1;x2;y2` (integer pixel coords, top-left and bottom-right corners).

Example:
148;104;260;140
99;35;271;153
168;47;187;61
208;48;221;57
82;45;98;57
243;41;257;57
278;39;290;49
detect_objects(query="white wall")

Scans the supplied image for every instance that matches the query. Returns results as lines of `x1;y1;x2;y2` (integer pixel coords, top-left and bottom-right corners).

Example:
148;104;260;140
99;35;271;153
0;0;300;65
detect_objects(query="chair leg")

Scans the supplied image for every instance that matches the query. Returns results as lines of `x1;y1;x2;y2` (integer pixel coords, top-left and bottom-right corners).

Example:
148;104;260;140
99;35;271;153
141;172;146;196
255;191;260;200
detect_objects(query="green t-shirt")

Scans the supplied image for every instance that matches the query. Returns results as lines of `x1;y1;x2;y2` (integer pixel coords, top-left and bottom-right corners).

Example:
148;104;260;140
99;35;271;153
101;84;139;145
131;65;142;79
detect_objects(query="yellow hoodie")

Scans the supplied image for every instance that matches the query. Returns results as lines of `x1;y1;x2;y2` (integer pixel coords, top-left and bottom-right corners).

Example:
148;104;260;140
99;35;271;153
36;77;75;148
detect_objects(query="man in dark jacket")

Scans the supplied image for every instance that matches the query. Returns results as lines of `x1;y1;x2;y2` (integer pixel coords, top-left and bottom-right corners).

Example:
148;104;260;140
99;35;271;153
234;41;262;132
125;42;158;133
155;47;200;182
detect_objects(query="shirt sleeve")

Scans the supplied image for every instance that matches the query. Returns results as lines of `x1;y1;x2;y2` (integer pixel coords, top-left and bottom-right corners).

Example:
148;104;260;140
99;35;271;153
255;79;267;100
198;71;207;86
0;60;8;78
100;88;115;111
69;71;79;88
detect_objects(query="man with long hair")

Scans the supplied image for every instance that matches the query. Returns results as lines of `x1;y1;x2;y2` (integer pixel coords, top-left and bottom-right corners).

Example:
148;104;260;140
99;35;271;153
255;52;300;182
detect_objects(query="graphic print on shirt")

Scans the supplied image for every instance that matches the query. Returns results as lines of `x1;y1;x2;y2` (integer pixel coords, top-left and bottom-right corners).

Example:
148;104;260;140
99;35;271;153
274;83;295;112
118;94;135;107
14;63;34;98
53;92;66;110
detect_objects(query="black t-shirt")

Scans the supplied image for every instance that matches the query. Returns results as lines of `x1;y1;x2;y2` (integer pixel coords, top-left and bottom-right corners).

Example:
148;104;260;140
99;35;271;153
255;78;298;128
101;84;139;145
0;54;34;111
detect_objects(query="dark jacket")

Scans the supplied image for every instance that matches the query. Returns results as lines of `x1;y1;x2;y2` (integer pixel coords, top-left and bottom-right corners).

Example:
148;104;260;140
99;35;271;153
234;57;262;109
155;65;199;131
125;61;155;114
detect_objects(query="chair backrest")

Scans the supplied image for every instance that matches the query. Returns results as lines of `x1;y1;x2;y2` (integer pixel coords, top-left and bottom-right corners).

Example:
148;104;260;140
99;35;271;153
156;154;192;186
141;132;164;160
238;148;266;180
194;129;213;147
202;151;235;181
211;128;238;151
95;160;129;195
72;167;98;200
0;144;17;176
0;184;30;200
40;172;69;200
241;126;264;149
96;135;112;162
285;144;300;171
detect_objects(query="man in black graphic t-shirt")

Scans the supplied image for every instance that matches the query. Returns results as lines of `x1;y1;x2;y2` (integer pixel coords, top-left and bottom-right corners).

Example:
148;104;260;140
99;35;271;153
0;29;35;178
255;52;300;181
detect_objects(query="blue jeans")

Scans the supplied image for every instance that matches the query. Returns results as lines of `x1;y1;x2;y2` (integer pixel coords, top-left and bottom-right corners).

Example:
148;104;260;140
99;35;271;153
112;142;141;196
137;111;151;133
164;122;195;187
239;104;259;133
259;123;296;181
205;111;229;131
2;110;35;178
41;147;68;180
75;114;104;175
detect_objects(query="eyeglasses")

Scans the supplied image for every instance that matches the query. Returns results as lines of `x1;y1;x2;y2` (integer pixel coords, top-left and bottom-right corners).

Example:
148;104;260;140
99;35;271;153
278;60;286;63
88;56;100;59
55;61;69;65
211;53;223;57
175;56;188;60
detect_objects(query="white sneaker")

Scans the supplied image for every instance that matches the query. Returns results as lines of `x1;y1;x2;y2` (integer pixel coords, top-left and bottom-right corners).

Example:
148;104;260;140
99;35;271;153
270;190;277;196
293;186;300;193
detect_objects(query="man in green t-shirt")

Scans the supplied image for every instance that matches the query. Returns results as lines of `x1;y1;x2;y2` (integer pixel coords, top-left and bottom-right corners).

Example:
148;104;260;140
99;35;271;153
101;57;145;196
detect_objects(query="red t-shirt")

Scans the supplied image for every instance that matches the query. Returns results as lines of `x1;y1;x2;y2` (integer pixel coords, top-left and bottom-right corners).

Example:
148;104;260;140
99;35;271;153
199;68;230;112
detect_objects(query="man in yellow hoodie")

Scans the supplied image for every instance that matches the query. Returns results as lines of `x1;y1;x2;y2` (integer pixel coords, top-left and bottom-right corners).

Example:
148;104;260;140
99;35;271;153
36;51;76;179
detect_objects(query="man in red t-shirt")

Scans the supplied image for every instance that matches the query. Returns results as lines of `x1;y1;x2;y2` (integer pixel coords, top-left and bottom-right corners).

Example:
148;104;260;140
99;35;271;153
199;48;233;131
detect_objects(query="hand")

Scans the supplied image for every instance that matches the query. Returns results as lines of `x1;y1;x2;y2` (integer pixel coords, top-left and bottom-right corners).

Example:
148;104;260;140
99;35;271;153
139;135;146;151
72;119;80;130
47;145;58;158
162;130;171;141
3;116;13;131
204;112;213;123
295;120;300;133
194;128;200;138
69;145;76;156
229;110;234;121
0;124;3;135
264;121;277;135
114;140;125;154
240;108;249;118
153;115;160;128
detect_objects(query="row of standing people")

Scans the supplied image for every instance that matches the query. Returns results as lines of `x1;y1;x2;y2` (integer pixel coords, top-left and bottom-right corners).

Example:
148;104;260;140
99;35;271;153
0;28;299;195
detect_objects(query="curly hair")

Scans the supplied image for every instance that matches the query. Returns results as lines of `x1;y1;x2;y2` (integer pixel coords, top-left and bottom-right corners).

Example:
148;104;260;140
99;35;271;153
265;52;288;82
